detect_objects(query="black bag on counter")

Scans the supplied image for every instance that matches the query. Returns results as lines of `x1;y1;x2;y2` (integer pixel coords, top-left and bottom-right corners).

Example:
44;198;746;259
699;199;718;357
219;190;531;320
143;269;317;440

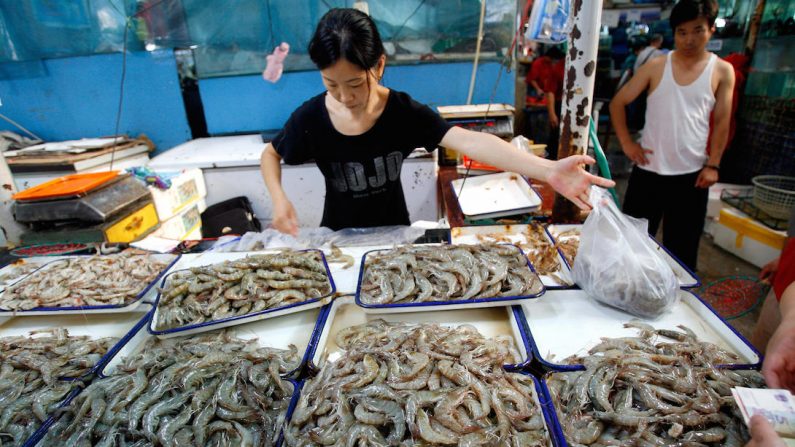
201;196;262;238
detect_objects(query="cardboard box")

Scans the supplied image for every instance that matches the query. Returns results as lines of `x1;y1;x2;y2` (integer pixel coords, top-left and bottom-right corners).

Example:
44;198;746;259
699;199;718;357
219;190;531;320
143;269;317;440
149;168;207;221
152;199;207;241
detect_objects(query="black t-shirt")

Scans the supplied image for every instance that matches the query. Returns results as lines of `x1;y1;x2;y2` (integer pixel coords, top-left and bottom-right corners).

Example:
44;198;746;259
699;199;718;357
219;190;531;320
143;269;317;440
272;89;451;230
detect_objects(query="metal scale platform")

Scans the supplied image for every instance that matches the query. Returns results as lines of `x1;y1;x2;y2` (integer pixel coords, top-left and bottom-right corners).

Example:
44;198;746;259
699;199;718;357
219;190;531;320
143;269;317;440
12;172;160;245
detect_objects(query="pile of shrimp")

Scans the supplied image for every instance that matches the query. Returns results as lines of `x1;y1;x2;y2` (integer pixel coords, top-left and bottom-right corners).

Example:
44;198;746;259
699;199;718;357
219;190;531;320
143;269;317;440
285;320;550;446
153;250;332;331
550;228;579;268
42;331;300;446
1;252;173;310
0;328;117;446
547;322;765;446
519;224;570;285
359;243;542;305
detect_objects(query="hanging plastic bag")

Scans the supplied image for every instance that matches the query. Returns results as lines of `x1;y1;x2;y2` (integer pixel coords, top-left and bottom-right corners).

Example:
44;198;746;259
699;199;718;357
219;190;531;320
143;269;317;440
572;187;678;319
525;0;572;44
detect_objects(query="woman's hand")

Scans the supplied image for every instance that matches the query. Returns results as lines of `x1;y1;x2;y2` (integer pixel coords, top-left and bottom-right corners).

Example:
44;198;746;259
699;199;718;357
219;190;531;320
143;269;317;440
271;198;299;236
546;155;616;210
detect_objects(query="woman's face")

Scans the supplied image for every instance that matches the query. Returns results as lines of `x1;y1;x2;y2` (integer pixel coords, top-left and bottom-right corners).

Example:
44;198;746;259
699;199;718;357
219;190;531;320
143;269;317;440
321;56;384;110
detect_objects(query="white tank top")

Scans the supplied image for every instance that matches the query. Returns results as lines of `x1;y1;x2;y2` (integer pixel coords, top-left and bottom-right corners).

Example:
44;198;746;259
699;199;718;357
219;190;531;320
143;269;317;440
639;51;717;175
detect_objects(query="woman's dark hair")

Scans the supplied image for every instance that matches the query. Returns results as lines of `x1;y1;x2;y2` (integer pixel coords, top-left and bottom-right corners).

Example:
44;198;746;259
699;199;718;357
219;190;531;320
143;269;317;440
670;0;718;31
308;8;386;71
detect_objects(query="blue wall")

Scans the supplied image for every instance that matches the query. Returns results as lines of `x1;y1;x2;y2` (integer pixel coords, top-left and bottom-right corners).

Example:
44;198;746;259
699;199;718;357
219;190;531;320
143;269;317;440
200;61;513;135
0;52;513;153
0;50;191;154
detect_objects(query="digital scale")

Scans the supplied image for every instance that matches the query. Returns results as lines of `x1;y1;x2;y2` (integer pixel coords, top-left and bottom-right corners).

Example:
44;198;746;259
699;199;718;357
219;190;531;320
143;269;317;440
12;172;159;245
436;104;515;166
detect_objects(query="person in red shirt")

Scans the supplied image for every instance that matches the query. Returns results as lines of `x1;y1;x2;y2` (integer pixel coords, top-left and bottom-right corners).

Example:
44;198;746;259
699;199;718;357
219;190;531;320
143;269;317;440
542;47;565;159
526;47;563;98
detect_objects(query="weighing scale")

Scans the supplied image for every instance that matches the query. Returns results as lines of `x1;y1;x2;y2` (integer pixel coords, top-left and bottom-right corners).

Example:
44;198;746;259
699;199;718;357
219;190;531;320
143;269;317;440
12;172;160;245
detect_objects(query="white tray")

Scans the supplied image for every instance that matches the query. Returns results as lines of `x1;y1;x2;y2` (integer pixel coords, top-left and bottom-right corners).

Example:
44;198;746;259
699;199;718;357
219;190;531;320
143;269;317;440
0;254;179;315
308;295;532;371
104;304;323;379
354;246;545;313
521;289;760;370
451;225;572;288
0;303;153;378
451;172;542;219
148;250;334;338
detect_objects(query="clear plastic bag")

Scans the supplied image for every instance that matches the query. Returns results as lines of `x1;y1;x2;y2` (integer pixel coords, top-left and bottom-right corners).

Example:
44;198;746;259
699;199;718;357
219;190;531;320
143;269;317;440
571;187;678;319
525;0;572;44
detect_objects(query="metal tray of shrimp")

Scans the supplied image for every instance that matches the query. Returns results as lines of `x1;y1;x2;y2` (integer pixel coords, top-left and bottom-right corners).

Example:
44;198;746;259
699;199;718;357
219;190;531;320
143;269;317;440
147;250;335;338
0;253;180;315
307;295;534;372
547;224;701;289
521;289;761;370
451;225;573;288
354;244;546;314
0;302;154;379
105;303;323;380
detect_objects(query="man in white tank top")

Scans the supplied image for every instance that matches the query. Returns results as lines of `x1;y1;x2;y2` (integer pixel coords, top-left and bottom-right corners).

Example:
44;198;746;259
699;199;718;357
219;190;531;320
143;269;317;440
609;0;735;271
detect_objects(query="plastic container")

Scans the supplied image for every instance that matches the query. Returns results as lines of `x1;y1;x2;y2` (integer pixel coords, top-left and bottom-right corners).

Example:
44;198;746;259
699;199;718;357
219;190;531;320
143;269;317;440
12;171;120;201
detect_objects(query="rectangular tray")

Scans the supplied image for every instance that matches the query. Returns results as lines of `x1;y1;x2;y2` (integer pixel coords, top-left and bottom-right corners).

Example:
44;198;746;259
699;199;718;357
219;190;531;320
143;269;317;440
26;365;301;447
148;250;335;338
547;224;701;288
451;224;573;288
0;303;154;379
114;302;323;379
535;376;569;447
521;289;761;370
0;253;180;315
354;245;546;313
308;295;533;372
451;172;542;219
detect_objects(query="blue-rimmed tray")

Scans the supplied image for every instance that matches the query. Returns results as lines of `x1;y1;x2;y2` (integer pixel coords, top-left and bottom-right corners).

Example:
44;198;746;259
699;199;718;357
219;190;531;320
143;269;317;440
451;224;573;288
307;295;534;373
354;244;545;313
521;289;761;371
547;224;701;289
148;250;335;338
451;172;543;219
0;253;180;315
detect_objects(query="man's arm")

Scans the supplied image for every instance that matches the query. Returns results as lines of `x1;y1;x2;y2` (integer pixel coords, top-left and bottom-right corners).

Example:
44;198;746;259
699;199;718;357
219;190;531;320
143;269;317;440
609;60;656;165
696;61;736;188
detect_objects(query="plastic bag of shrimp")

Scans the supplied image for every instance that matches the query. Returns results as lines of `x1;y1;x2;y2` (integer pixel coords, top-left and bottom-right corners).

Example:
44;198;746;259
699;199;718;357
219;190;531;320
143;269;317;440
571;187;678;318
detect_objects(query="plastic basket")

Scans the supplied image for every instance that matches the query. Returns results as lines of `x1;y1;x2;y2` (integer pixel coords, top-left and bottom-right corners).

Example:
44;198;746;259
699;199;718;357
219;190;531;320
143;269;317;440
752;175;795;220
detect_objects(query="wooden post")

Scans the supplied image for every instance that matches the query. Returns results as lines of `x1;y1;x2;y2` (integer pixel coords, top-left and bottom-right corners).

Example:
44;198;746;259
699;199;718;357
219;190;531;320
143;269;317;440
552;0;603;222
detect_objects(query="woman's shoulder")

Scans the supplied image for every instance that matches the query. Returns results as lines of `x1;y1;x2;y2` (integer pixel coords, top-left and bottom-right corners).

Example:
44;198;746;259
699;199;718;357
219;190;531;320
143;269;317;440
289;92;327;121
386;89;432;113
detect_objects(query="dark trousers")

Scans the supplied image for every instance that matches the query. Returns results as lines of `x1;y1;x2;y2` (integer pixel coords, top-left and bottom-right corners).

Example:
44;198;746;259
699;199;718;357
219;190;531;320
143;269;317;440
623;167;708;271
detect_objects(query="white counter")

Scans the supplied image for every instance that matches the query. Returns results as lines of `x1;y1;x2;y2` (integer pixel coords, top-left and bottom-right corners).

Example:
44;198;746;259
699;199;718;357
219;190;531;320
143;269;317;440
148;135;439;228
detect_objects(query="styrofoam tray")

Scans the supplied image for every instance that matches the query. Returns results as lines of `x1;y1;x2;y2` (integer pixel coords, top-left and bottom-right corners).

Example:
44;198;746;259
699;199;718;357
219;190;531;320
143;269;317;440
105;304;323;379
354;245;545;313
451;172;542;219
308;295;533;371
521;289;760;370
0;303;152;380
148;250;334;338
451;225;573;288
547;224;701;288
0;254;179;315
